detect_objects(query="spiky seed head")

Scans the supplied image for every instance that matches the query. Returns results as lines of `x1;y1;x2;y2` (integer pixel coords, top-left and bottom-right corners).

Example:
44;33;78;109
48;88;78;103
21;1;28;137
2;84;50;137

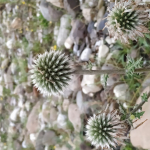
86;106;128;149
105;0;149;43
30;51;73;96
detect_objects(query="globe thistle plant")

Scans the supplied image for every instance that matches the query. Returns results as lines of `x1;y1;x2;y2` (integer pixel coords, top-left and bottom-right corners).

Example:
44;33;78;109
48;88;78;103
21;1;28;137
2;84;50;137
86;106;128;149
30;51;73;96
105;0;149;43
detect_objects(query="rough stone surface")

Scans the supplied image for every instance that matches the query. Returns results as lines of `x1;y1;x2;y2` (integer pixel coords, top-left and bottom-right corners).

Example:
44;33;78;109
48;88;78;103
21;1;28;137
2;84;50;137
26;102;41;133
57;14;71;47
113;84;131;101
40;0;63;22
130;86;150;149
42;130;57;146
47;0;64;8
68;104;81;132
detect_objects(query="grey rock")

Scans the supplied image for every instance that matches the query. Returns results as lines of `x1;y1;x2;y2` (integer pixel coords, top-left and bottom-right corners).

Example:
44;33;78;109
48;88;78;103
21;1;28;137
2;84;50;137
97;12;108;34
57;14;71;47
80;47;92;61
39;0;63;22
64;0;80;18
70;19;86;44
35;130;45;150
42;130;57;146
68;104;81;132
87;21;95;33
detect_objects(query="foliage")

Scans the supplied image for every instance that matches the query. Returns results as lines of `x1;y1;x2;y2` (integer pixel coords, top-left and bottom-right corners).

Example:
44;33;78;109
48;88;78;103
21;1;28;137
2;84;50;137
125;56;143;77
38;13;49;28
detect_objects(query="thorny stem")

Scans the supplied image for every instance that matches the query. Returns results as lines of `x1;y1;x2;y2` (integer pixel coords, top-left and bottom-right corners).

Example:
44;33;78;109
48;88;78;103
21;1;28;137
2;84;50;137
126;92;150;119
73;68;150;75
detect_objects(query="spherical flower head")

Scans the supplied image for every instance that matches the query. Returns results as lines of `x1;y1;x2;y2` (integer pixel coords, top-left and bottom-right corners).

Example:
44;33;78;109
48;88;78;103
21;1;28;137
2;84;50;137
106;0;149;43
86;107;128;149
30;51;73;96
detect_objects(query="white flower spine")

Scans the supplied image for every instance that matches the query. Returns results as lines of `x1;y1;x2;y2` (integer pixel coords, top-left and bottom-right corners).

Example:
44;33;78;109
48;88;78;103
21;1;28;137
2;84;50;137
30;51;72;96
106;0;149;43
86;107;128;149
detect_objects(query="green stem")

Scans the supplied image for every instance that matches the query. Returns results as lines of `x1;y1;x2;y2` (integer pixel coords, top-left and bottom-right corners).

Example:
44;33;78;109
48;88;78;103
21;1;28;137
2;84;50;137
126;92;150;119
73;68;150;75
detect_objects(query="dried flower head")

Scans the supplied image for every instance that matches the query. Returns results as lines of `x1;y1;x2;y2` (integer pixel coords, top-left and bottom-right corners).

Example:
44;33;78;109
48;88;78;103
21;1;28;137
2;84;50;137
86;105;128;149
30;51;73;96
105;0;149;43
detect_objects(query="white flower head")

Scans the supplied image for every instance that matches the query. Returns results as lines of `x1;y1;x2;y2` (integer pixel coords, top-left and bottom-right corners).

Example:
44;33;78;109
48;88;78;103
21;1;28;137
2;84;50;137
105;0;150;43
86;105;128;149
30;51;73;96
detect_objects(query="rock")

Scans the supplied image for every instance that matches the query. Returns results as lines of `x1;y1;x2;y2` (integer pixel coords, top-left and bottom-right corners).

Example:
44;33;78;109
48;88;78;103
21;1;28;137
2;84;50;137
10;108;20;122
97;0;104;9
55;145;69;150
8;125;17;137
70;20;86;45
41;101;51;123
19;108;27;123
39;0;63;22
73;43;79;54
101;73;120;87
26;102;41;133
68;104;81;132
105;36;116;45
10;62;18;74
1;58;10;70
97;44;109;64
80;47;92;61
64;0;80;17
6;39;15;49
22;133;33;149
57;14;71;47
87;21;95;33
128;49;138;59
4;73;13;90
11;17;22;29
66;74;82;92
47;0;64;8
25;32;34;43
130;86;150;149
86;0;98;7
76;91;90;114
97;12;108;34
81;67;102;94
25;101;31;112
105;50;119;63
64;36;74;49
57;113;67;128
30;133;38;147
42;130;57;146
13;84;24;96
35;130;45;150
113;84;131;101
62;99;70;111
82;8;95;22
142;75;150;88
50;107;58;123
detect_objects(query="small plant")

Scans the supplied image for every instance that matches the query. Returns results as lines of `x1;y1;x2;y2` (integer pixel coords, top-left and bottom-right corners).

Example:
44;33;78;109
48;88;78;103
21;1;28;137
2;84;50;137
86;105;128;149
30;51;73;96
105;0;149;43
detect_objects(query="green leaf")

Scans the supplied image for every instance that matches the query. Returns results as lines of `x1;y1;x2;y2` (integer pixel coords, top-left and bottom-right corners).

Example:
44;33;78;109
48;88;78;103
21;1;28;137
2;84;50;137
141;93;148;102
133;111;145;119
